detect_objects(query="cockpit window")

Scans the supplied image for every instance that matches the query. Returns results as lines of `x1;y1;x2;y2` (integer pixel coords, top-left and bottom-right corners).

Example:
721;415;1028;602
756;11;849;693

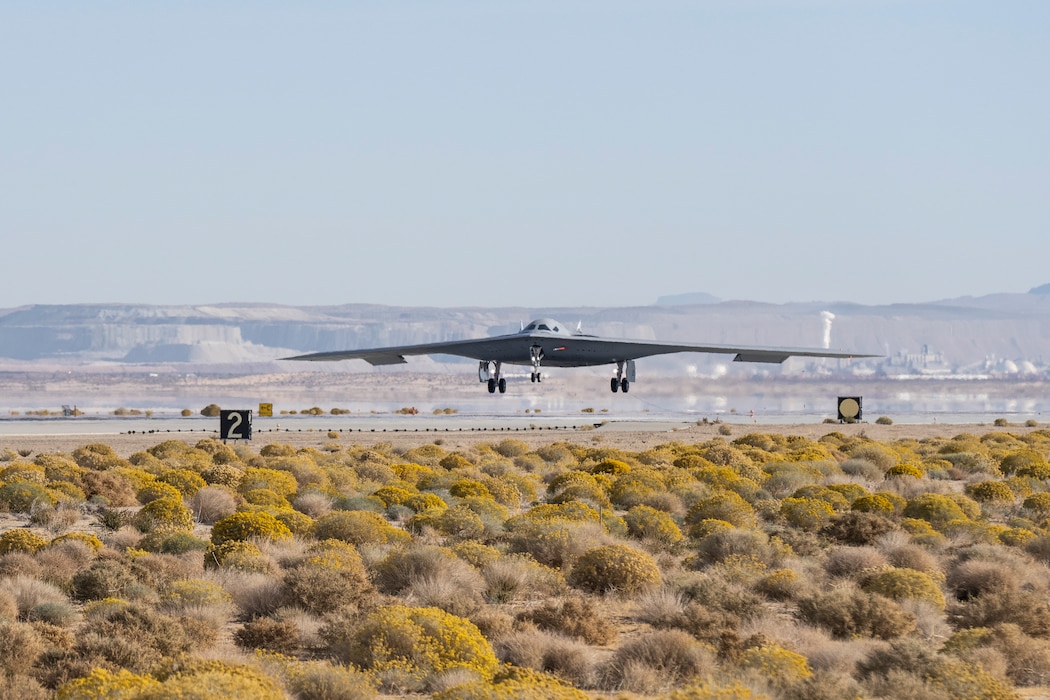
537;324;550;331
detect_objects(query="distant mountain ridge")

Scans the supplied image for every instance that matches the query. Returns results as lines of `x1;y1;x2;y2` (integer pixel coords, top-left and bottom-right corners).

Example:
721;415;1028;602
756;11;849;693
1;289;1049;376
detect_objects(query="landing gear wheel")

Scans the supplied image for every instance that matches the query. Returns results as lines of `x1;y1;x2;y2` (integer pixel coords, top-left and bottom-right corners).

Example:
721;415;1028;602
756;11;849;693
498;378;507;394
530;373;536;383
536;373;541;383
621;378;630;393
611;377;619;393
487;378;496;394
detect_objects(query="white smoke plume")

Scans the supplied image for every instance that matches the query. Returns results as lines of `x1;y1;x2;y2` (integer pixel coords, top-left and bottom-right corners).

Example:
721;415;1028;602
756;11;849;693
820;311;835;349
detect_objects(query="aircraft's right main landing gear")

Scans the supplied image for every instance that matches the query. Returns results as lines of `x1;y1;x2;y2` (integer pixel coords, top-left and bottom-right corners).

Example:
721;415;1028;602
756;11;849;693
611;361;629;393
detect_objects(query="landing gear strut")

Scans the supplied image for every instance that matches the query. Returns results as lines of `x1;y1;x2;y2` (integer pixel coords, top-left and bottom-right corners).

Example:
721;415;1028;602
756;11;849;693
611;361;630;393
481;361;506;394
530;344;543;383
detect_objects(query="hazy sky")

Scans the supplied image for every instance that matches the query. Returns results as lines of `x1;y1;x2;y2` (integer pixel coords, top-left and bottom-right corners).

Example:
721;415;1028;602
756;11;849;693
2;1;1047;309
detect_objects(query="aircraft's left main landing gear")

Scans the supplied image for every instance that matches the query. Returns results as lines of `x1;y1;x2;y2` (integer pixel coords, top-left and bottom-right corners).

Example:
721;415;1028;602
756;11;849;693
484;361;506;393
611;361;630;393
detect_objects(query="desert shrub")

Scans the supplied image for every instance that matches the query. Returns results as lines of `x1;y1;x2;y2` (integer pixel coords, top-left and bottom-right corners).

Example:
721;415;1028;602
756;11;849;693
0;529;49;555
71;443;123;470
862;567;946;609
75;601;194;673
966;480;1015;503
136;481;182;505
978;623;1050;686
239;467;298;499
624;504;683;545
797;587;915;639
840;458;884;480
313;510;410;546
275;658;378;700
404;492;447;513
134;496;194;533
947;558;1018;602
137;530;209;555
374;545;485;614
846;443;899;471
821;510;897;545
857;638;1016;700
283;539;373;615
482;555;567;604
507;519;610;569
780;497;836;531
609;469;666;508
494;439;529;458
824;546;888;578
433;665;586;700
739;643;813;687
56;668;161;699
0;619;43;676
322;604;499;692
80;471;137;506
1000;449;1049;476
695;525;776;566
568;544;661;595
452;541;501;569
686;491;757;529
200;463;245;488
234;616;301;654
0;574;67;619
71;559;137;601
0;464;44;485
1022;492;1050;515
210;511;291;545
792;484;850;511
433;504;485;540
190;486;238;524
886;463;924;479
205;540;269;572
903;493;970;529
851;493;897;514
755;568;804;601
243;488;287;508
143;660;284;700
0;482;55;513
949;587;1050;636
516;596;617;645
495;628;594;687
599;629;714;692
159;578;231;626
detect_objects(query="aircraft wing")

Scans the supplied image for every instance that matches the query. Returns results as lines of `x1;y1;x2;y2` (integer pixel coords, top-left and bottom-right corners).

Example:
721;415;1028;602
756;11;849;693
549;336;874;364
281;335;522;365
283;333;875;366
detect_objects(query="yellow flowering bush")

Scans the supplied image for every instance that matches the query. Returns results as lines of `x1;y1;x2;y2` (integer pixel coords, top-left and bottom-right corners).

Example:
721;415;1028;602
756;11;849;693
56;667;160;699
325;604;499;691
210;510;291;545
0;529;49;554
568;544;662;594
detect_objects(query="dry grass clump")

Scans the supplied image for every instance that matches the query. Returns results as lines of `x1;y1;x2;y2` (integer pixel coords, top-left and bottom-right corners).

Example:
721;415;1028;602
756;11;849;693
496;628;595;687
516;596;617;645
598;629;715;693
